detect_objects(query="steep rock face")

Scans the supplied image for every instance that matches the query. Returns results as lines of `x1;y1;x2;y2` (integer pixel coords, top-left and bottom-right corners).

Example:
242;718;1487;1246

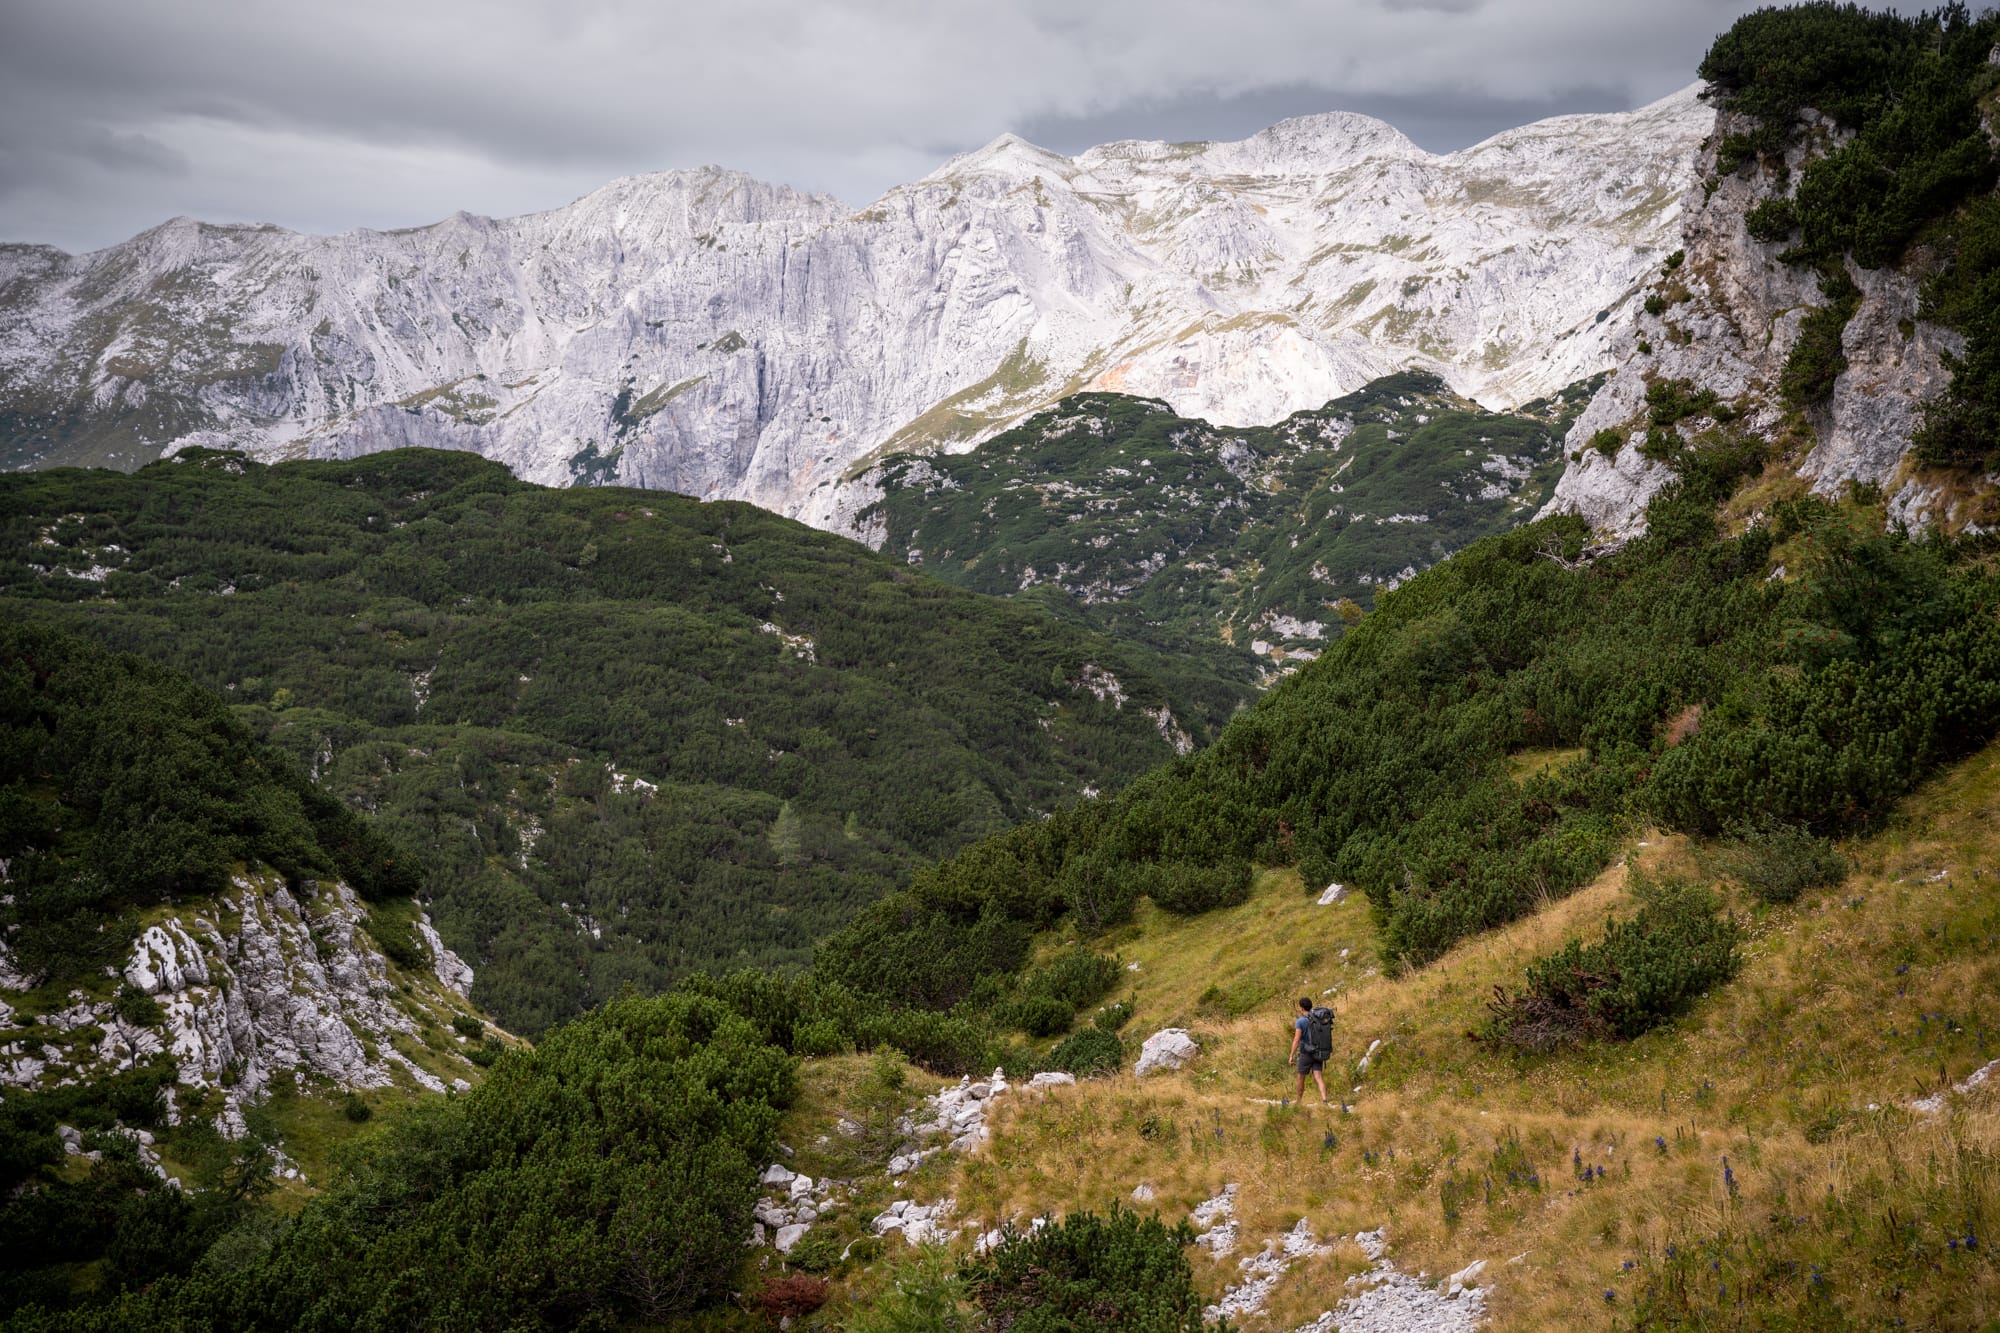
1;868;487;1136
1;93;1711;530
1542;102;1966;536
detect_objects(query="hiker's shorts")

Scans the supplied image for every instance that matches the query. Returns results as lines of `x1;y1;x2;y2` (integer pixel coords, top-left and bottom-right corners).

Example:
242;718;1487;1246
1296;1051;1325;1074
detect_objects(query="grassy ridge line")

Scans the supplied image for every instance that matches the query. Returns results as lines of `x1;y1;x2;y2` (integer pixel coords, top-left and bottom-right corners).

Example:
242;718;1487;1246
858;739;2000;1328
0;447;1252;1035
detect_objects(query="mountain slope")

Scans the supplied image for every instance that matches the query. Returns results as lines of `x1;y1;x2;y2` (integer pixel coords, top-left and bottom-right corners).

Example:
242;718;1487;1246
0;623;498;1266
0;93;1710;529
0;447;1252;1035
834;744;2000;1328
1543;6;2000;538
860;372;1596;667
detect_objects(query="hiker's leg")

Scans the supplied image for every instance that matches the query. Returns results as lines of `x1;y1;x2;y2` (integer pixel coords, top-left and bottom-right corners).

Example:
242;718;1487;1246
1313;1067;1329;1103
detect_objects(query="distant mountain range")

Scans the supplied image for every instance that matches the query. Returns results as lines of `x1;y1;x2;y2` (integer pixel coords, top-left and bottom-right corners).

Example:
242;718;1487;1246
0;90;1709;532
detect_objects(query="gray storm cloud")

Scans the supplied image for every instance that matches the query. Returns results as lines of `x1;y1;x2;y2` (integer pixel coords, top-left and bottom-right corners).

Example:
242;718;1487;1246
0;0;1775;252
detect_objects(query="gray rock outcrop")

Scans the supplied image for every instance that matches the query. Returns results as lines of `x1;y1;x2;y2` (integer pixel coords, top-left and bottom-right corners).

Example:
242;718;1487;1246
1;869;492;1138
1544;97;1968;537
1134;1028;1200;1077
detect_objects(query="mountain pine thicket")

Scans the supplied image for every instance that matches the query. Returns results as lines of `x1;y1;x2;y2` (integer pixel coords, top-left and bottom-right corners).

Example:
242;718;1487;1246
862;372;1597;656
0;448;1251;1035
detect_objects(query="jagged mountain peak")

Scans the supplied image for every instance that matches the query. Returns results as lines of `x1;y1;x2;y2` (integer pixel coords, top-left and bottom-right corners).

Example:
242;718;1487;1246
2;92;1713;523
922;131;1079;186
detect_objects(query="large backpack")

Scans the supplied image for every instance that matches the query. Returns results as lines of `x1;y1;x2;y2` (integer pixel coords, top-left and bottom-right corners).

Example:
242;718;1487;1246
1306;1006;1335;1061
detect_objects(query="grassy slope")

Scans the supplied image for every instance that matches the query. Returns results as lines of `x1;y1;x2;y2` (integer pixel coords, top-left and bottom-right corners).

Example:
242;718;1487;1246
824;740;2000;1329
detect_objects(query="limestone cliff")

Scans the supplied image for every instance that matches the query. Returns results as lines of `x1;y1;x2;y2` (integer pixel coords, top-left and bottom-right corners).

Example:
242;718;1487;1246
1543;98;1981;537
1;865;492;1141
0;92;1710;535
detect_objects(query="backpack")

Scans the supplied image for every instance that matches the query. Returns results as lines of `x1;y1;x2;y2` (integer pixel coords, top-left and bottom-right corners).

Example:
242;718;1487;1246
1306;1006;1335;1061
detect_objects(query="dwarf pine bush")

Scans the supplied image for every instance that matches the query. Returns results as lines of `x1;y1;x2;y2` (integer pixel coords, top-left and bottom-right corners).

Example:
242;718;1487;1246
1719;819;1848;905
1486;878;1742;1051
961;1204;1231;1332
1047;1026;1124;1077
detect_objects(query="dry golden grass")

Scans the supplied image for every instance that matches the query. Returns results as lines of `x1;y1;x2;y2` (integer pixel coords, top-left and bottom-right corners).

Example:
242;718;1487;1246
908;744;2000;1330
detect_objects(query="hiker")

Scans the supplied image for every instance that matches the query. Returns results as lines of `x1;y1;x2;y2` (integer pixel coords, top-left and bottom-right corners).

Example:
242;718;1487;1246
1289;997;1333;1104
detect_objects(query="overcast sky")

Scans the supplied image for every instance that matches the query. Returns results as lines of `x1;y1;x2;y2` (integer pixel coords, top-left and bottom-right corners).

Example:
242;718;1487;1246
1;0;1786;254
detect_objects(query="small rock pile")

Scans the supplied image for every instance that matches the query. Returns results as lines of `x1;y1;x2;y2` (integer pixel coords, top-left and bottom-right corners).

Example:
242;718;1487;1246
750;1165;848;1253
904;1068;1010;1158
1208;1218;1331;1322
1292;1229;1488;1333
756;1067;1050;1255
871;1197;956;1246
1190;1183;1240;1255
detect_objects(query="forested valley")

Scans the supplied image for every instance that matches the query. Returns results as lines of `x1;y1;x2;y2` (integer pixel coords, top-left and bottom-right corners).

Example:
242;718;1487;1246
1;448;1251;1035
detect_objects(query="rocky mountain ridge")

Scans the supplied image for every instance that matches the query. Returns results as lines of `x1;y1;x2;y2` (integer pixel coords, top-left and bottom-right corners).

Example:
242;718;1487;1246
2;864;492;1151
857;371;1592;666
1541;32;2000;538
1;91;1711;532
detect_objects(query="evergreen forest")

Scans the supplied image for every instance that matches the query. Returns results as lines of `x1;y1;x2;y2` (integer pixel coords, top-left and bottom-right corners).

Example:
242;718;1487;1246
0;448;1251;1035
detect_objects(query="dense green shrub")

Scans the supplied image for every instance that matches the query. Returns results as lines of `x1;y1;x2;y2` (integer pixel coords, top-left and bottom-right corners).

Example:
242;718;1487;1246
1719;819;1848;905
997;994;1074;1038
961;1205;1231;1332
1148;860;1253;915
1047;1026;1124;1077
1646;379;1719;427
1589;428;1625;457
1019;947;1122;1010
817;896;1032;1010
1915;194;2000;470
449;1014;484;1040
1486;879;1742;1051
1779;269;1862;410
72;993;795;1330
1746;196;1799;242
365;918;425;972
854;1008;993;1077
670;966;995;1076
110;984;164;1028
1093;999;1134;1033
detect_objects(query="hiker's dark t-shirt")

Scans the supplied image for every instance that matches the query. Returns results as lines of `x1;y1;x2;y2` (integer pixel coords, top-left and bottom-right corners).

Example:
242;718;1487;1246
1294;1015;1323;1072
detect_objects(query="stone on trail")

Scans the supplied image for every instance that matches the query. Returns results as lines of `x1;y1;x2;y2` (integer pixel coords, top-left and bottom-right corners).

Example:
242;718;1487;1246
760;1163;796;1187
773;1223;809;1254
1028;1071;1076;1088
1317;883;1348;905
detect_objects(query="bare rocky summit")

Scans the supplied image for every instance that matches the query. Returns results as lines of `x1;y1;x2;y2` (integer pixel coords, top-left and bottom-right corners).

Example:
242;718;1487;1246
1;91;1710;536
